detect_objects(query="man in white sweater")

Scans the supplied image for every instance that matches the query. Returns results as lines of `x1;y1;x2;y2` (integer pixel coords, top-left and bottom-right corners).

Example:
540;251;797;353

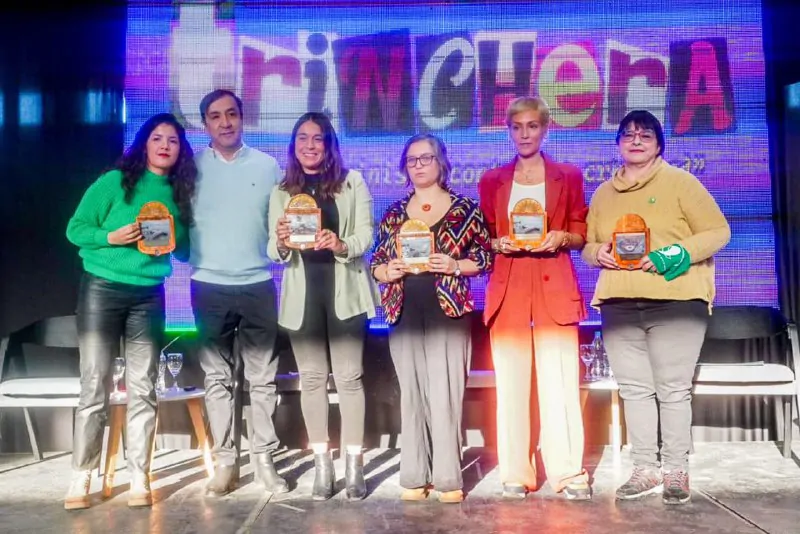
189;89;288;496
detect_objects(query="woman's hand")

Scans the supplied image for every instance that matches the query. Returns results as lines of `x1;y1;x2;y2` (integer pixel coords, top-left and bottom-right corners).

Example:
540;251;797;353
596;242;620;269
637;256;657;273
276;216;291;250
315;228;346;254
107;223;141;246
428;253;458;274
384;259;408;282
493;236;521;255
530;230;568;253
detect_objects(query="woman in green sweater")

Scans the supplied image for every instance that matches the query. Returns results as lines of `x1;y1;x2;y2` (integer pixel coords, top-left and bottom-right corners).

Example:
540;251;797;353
582;110;730;506
64;113;197;510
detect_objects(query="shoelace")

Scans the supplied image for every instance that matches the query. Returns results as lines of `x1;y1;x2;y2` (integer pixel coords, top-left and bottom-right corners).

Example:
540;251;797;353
629;467;659;487
664;470;688;491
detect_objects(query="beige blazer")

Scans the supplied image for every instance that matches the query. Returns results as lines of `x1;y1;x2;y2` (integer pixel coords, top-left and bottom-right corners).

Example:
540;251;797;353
267;170;379;330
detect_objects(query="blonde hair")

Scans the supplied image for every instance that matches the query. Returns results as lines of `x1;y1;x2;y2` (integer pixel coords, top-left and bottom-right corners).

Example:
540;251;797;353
506;96;551;127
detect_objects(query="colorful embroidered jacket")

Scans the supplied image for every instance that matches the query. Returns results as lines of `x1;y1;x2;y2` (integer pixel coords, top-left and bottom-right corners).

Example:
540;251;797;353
370;191;493;324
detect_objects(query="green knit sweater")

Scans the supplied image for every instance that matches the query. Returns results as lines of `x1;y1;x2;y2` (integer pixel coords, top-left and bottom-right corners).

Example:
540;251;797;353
66;169;188;286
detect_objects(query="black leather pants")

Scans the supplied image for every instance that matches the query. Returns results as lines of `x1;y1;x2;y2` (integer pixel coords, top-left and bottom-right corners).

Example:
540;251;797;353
72;273;164;474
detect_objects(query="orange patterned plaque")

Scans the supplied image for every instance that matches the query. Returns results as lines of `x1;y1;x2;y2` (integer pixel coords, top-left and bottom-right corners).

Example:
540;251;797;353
136;201;175;256
285;194;321;250
396;219;435;274
613;214;650;268
510;198;547;250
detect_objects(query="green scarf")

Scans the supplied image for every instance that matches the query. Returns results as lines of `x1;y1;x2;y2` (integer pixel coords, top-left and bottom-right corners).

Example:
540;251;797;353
648;244;691;281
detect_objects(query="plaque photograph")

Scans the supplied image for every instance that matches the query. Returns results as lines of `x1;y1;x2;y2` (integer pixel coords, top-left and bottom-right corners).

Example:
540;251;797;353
285;193;321;250
136;201;175;256
396;219;434;274
613;214;650;268
510;198;547;250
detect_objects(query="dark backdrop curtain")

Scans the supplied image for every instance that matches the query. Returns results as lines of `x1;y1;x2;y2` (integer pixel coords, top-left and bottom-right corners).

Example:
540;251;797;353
765;0;800;325
0;5;126;338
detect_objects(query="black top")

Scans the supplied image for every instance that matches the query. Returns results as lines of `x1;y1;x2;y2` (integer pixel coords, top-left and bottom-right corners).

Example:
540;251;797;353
402;218;443;307
300;172;339;264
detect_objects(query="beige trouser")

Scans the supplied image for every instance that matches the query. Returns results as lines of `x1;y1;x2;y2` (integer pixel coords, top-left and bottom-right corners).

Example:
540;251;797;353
489;268;587;491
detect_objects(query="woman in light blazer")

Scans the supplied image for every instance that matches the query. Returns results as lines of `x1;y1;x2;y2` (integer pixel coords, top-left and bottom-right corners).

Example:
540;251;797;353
268;112;378;502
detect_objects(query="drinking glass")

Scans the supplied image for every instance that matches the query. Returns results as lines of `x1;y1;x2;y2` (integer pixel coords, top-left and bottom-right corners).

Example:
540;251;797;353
111;357;126;398
166;353;183;393
579;345;596;382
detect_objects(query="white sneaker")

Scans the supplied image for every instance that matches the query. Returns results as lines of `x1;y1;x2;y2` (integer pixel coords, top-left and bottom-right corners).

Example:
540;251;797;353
128;472;153;508
64;470;92;510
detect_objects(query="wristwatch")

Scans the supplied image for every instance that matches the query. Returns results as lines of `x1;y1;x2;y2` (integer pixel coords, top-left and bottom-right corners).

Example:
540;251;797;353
453;266;462;277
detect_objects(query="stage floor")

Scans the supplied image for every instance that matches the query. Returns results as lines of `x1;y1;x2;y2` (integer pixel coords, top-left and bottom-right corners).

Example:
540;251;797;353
1;439;799;534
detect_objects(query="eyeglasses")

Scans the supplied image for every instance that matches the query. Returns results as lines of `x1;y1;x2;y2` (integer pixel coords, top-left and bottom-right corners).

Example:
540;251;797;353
620;130;657;144
405;154;436;168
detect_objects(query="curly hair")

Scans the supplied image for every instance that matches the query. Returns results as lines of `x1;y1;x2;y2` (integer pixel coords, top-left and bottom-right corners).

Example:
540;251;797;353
116;113;197;225
281;112;347;200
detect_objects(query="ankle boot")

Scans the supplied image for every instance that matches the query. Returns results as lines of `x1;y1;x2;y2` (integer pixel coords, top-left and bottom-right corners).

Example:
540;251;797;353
205;464;238;497
312;452;335;501
254;453;289;494
127;472;153;508
64;469;92;511
345;453;366;501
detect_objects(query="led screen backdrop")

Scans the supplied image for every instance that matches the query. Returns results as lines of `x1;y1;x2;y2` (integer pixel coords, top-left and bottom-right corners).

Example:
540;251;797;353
125;0;777;332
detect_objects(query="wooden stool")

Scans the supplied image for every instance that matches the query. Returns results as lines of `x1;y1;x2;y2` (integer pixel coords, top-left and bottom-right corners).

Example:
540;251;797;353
102;388;213;498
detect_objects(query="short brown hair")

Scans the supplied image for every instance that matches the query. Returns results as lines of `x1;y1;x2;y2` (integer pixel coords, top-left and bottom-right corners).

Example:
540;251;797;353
506;96;551;127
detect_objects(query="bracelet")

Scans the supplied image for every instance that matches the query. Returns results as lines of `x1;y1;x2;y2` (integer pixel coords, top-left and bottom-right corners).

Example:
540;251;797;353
559;233;571;250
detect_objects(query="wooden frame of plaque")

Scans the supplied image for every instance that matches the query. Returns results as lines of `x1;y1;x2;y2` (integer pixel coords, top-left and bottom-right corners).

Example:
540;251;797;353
136;201;175;256
510;199;547;250
285;194;322;250
613;214;650;269
396;219;435;274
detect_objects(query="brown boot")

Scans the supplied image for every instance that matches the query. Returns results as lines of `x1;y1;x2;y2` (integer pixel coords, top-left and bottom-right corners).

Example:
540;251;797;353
438;489;464;504
400;486;431;501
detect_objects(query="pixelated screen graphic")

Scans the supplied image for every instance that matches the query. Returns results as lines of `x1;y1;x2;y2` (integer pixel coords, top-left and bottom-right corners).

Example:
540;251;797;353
124;0;776;331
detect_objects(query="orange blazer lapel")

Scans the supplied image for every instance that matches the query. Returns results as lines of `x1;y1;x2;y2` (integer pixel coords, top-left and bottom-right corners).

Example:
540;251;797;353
543;153;564;228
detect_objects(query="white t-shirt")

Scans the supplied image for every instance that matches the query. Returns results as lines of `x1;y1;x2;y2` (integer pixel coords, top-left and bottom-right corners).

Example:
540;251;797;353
508;181;546;219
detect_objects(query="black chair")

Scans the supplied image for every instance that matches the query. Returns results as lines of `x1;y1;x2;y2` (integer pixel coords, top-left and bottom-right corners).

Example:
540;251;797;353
694;306;800;458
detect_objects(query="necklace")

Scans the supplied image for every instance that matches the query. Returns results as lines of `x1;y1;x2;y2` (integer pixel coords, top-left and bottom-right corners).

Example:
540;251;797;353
422;204;432;212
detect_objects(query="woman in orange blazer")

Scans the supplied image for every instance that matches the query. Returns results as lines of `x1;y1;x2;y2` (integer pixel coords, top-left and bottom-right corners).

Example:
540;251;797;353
478;96;590;500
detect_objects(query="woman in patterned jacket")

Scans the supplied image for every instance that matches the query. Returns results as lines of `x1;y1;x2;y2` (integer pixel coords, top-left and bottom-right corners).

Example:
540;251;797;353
371;133;492;504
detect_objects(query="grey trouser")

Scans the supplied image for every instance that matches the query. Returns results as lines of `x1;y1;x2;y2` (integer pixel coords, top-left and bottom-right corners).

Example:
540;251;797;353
192;279;280;466
601;298;709;471
388;289;471;492
73;273;163;474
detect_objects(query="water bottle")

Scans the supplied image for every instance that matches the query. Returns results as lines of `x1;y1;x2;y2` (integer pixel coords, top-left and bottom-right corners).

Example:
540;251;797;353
592;331;610;378
157;352;167;393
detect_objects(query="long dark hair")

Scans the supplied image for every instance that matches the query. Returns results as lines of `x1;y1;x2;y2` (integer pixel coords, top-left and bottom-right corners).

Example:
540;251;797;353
281;112;346;199
117;113;197;225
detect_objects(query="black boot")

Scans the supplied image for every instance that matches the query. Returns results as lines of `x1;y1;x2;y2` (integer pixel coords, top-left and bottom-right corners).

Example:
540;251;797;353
205;464;238;497
312;452;335;501
345;453;367;501
253;453;290;494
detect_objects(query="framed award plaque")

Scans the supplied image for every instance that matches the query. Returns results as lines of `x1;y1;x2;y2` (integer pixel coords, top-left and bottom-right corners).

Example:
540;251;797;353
285;194;321;250
510;199;547;250
613;214;650;268
136;201;175;256
396;219;434;274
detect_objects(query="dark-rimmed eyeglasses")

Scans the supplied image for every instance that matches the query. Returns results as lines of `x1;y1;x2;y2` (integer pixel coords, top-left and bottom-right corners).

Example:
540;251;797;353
405;154;436;168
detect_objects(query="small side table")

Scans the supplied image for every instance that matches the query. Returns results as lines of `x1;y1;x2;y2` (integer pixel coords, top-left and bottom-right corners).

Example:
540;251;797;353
102;388;213;498
579;377;626;457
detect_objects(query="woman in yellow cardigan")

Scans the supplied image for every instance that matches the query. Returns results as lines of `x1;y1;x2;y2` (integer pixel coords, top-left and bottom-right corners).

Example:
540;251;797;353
582;110;730;505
